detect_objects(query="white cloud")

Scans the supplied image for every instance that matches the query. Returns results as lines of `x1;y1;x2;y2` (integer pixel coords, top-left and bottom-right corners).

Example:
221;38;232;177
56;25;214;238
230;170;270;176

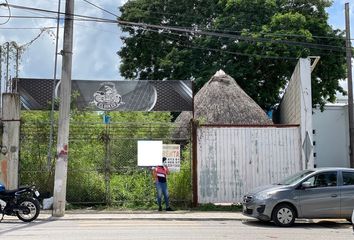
1;0;127;80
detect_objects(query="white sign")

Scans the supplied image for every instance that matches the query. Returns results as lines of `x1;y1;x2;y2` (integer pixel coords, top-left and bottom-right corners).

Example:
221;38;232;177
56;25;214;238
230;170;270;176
163;144;181;172
137;141;163;166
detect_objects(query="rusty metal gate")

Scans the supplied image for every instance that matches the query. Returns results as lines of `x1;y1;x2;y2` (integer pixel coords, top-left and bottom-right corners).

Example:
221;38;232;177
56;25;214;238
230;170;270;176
19;119;191;208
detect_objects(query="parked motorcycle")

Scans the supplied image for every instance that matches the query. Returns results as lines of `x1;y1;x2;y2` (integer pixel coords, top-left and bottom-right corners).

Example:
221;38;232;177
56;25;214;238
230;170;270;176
0;184;40;222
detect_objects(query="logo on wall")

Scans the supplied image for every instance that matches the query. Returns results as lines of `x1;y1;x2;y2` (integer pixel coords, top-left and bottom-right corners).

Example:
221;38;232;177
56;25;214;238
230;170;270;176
93;82;123;111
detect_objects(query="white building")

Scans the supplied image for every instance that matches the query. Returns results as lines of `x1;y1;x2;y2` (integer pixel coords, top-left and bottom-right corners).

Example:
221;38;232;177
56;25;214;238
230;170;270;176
312;101;350;168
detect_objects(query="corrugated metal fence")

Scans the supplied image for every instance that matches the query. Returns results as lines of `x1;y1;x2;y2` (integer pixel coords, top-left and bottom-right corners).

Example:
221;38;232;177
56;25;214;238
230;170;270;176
197;125;301;203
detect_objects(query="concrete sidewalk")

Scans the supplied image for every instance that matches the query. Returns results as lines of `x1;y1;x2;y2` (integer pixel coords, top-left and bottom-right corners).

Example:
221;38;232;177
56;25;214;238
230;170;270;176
37;210;250;221
33;210;350;224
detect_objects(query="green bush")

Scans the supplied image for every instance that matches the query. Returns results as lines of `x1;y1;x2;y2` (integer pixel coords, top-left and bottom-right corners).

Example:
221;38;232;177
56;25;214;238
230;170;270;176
110;170;156;208
169;159;192;208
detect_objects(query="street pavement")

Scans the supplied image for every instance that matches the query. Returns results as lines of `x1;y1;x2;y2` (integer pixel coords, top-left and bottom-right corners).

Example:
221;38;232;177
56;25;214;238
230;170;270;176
0;210;352;240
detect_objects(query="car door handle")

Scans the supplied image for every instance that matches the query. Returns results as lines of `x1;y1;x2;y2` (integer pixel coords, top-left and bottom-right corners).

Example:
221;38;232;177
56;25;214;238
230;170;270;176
331;194;338;198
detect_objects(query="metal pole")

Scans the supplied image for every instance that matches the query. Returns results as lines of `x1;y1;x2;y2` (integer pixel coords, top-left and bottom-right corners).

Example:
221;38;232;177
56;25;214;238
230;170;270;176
345;3;354;168
104;120;111;205
47;0;62;170
15;48;19;79
6;42;9;93
192;120;198;207
53;0;74;217
191;81;198;207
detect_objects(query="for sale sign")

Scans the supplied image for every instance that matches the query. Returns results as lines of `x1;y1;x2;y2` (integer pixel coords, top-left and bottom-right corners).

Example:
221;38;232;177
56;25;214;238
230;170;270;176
163;144;180;172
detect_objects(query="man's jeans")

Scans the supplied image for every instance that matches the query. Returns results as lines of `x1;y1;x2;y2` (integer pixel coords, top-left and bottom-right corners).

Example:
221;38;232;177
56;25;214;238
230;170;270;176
156;181;169;208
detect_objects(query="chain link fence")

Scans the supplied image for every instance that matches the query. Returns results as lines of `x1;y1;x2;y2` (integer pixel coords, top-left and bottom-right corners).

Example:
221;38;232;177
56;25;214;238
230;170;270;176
19;120;191;209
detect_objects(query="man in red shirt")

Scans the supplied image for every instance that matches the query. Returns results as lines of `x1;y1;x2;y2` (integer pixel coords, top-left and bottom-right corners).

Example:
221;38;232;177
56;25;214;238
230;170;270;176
152;157;173;211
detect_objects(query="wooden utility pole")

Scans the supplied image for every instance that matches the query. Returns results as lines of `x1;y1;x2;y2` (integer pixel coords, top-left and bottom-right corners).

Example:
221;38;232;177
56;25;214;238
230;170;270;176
53;0;74;217
345;3;354;168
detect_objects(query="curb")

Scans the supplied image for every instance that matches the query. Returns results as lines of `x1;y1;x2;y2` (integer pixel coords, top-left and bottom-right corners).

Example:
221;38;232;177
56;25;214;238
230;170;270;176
33;210;250;221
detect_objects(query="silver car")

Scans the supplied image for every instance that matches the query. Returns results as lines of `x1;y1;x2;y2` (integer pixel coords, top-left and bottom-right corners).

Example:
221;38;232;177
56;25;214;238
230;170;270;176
242;167;354;227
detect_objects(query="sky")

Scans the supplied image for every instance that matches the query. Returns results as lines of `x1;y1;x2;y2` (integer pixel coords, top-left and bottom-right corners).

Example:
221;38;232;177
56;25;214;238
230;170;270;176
0;0;353;85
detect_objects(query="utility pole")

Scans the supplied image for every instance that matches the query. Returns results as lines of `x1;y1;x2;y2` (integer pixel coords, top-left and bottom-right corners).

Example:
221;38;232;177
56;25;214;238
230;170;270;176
53;0;74;217
345;3;354;168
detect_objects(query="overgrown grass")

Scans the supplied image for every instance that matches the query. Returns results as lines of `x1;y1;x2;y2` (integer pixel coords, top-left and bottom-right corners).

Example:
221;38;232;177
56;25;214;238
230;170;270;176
194;203;242;212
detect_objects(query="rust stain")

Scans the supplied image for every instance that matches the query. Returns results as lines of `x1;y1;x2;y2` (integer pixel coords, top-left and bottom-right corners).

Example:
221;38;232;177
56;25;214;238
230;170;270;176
1;160;7;186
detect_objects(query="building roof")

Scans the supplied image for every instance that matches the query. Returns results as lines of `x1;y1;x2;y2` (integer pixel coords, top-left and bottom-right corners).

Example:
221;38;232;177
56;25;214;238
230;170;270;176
174;70;273;138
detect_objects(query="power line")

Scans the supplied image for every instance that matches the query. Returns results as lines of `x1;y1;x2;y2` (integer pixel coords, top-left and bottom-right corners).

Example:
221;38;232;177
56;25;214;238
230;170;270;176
117;20;347;52
82;0;118;17
0;26;57;29
0;0;11;25
1;2;351;42
1;3;117;23
134;33;298;61
137;27;347;60
138;27;344;59
74;22;120;34
0;15;58;20
126;9;346;41
118;3;348;41
121;27;298;60
0;15;116;23
1;3;350;52
1;15;347;52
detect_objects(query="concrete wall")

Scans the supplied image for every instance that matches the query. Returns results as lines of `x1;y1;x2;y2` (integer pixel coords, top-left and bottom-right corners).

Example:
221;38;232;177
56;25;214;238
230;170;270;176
279;66;301;124
278;58;313;169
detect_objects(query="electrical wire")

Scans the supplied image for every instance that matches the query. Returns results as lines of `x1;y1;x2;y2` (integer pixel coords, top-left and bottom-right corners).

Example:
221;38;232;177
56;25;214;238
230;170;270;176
0;0;11;25
118;2;348;41
1;3;116;23
0;15;59;20
2;2;352;41
117;20;347;52
82;0;118;17
123;30;298;61
124;31;343;67
2;3;351;53
47;0;62;170
0;26;57;29
119;9;346;41
1;15;347;53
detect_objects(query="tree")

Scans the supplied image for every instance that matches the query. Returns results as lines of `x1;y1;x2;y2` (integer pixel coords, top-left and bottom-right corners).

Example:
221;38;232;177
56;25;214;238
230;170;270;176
118;0;346;110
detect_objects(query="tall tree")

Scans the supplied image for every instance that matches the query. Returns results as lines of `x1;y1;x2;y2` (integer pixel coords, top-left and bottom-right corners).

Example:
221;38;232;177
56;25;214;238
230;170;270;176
118;0;346;110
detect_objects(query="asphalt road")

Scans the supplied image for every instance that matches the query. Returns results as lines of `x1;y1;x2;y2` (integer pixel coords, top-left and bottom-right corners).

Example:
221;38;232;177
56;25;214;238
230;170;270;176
0;218;352;240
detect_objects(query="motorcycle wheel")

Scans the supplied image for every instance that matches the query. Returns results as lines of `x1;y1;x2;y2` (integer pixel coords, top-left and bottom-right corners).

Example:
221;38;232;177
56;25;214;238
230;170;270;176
16;198;40;222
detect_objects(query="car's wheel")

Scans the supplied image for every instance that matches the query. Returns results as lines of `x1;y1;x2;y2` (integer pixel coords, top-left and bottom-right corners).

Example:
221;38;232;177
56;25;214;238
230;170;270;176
272;203;296;227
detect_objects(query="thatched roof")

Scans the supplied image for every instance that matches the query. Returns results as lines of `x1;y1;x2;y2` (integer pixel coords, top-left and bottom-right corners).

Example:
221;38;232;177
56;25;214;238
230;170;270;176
173;70;272;139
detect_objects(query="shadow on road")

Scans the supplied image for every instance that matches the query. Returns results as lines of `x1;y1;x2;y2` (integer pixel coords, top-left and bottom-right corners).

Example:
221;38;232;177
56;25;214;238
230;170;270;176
242;219;352;229
0;216;53;236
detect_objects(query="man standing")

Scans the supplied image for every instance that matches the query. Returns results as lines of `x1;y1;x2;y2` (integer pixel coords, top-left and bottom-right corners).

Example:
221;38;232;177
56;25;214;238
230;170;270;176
153;157;173;211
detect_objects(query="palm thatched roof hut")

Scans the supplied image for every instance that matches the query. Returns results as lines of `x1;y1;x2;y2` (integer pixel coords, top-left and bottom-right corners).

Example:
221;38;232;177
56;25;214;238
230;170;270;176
174;70;272;139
